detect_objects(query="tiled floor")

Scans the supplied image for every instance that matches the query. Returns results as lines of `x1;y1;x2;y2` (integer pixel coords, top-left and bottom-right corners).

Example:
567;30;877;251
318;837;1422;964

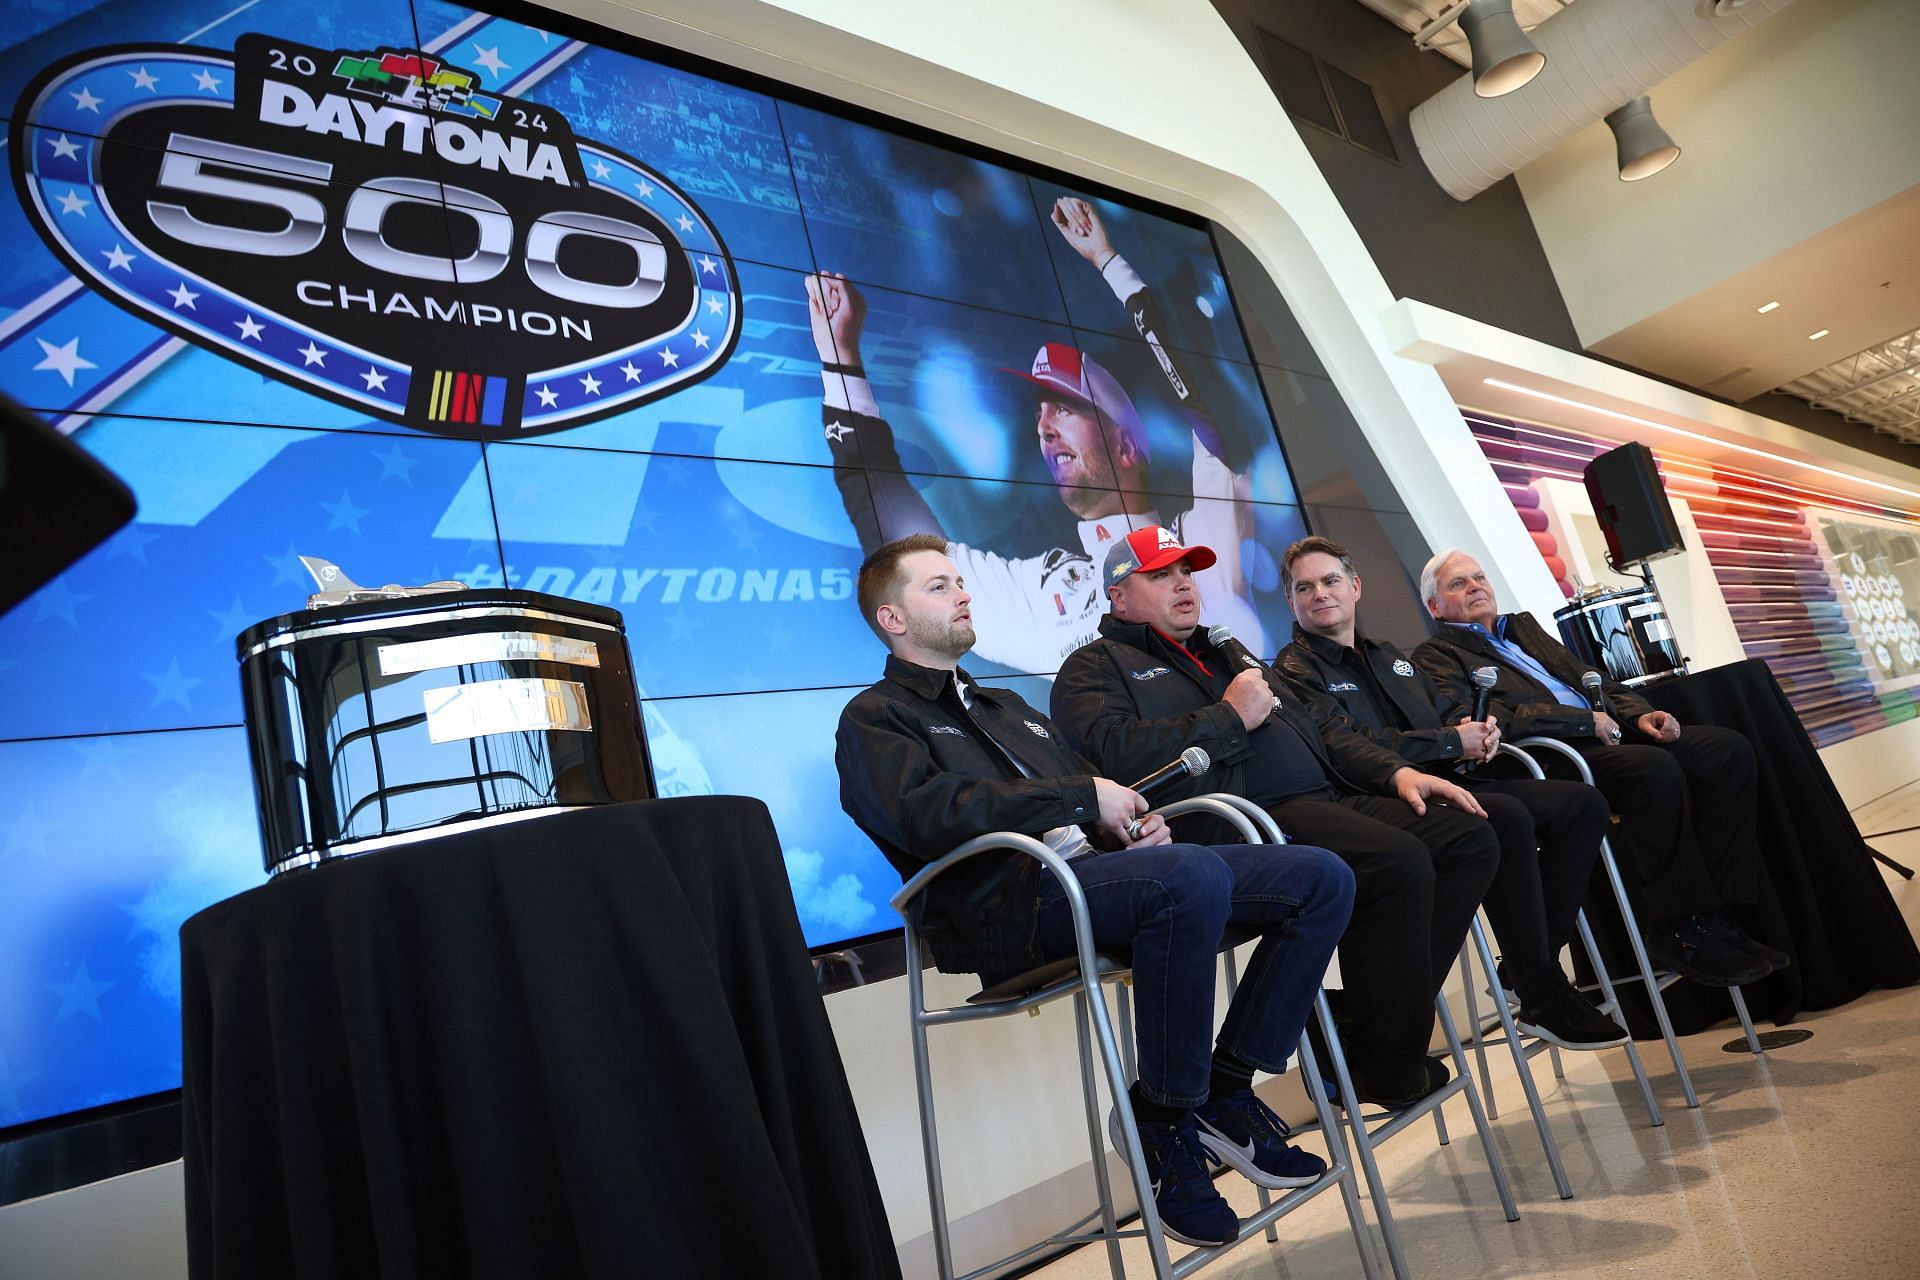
1029;784;1920;1280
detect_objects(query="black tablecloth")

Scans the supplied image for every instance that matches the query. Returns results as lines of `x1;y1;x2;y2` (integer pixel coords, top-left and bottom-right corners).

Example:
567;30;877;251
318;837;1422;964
180;798;900;1280
1576;659;1918;1037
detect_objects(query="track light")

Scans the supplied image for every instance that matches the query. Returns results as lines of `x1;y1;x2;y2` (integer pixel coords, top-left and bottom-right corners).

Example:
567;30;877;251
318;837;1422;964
1604;96;1681;181
1461;0;1546;98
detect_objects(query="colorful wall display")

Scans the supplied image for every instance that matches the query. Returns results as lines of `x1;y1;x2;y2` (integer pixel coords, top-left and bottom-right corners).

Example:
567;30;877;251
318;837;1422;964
0;1;1308;1128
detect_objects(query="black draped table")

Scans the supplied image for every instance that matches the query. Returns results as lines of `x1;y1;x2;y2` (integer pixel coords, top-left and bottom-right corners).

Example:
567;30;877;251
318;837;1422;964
180;797;901;1280
1577;659;1918;1037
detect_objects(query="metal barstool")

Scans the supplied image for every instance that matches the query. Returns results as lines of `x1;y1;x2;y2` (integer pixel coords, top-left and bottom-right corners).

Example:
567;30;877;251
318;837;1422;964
1188;794;1521;1280
893;793;1378;1280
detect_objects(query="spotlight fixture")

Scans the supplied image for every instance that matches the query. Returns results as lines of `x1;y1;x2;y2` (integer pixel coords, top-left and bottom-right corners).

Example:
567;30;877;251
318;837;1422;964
1757;301;1780;314
1604;96;1681;181
1461;0;1546;98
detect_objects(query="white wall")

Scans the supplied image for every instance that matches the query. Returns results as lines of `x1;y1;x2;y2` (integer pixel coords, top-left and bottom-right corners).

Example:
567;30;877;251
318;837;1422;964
1515;0;1920;348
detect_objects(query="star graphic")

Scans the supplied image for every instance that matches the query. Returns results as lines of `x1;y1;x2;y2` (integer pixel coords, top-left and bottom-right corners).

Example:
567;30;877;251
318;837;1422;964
1;804;57;859
697;255;717;275
691;329;710;350
234;314;265;341
630;501;658;535
74;736;137;782
264;543;308;589
731;519;762;554
143;657;205;710
209;595;255;640
706;296;724;315
107;526;159;564
633;179;654;199
322;490;371;535
590;158;612;180
665;608;698;643
360;366;389;392
620;361;642;383
675;214;694;232
48;133;81;160
298;341;328;367
766;618;793;654
472;44;511;77
376;441;418;484
192;68;221;93
534;384;559;408
658;346;679;368
0;1054;37;1115
129;66;159;92
33;336;97;387
70;86;103;112
168;281;200;309
56;188;90;217
824;421;853;443
47;963;116;1023
32;575;89;625
101;243;135;271
579;372;602;396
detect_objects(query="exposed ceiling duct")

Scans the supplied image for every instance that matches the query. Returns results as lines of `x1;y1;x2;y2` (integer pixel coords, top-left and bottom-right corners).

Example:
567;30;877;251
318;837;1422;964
1410;0;1800;201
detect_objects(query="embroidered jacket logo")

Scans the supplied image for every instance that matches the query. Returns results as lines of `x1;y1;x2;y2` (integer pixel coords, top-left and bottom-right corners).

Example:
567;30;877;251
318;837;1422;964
1392;659;1416;677
13;33;739;438
1129;666;1172;681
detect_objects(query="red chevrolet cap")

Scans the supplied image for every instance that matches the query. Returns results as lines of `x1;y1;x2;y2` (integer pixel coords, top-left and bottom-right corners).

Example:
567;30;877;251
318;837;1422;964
999;342;1146;450
1103;525;1216;585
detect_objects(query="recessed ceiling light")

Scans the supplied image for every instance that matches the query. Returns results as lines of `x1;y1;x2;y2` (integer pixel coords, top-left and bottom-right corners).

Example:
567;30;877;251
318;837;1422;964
1808;329;1830;340
1757;301;1779;314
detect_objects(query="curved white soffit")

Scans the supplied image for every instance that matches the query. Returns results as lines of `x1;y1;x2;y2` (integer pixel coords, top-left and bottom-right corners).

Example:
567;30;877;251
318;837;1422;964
1410;0;1800;201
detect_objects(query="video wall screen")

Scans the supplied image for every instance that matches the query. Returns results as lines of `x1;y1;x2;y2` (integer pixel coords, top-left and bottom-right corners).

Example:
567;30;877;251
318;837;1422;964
0;0;1312;1129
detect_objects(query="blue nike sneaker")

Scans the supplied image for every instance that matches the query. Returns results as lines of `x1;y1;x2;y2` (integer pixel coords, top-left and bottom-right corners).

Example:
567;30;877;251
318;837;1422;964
1107;1109;1239;1247
1195;1089;1327;1188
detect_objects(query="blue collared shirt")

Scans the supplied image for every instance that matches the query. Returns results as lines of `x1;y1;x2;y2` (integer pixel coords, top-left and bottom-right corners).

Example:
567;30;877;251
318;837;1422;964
1444;619;1589;709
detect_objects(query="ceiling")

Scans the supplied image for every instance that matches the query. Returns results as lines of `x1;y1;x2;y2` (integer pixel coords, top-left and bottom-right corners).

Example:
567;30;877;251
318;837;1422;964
1342;0;1920;445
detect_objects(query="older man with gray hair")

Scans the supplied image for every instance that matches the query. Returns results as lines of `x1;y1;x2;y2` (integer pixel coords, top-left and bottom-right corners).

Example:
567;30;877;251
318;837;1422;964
1413;548;1783;988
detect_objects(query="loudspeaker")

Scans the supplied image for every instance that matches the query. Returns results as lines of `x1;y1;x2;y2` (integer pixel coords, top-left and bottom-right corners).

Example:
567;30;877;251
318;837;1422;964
1583;442;1684;568
0;394;136;617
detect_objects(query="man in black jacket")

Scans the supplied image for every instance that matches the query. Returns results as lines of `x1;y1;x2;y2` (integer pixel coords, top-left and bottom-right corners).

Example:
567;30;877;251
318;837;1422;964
1414;549;1783;986
836;534;1355;1248
1050;526;1501;1108
1275;537;1626;1050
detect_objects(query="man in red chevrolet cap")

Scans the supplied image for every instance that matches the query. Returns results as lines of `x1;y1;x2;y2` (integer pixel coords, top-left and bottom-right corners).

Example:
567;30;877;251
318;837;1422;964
1052;526;1503;1108
804;195;1264;675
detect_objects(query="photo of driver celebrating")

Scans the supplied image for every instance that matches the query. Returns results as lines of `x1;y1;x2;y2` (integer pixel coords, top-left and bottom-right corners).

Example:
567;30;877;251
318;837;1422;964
805;195;1264;675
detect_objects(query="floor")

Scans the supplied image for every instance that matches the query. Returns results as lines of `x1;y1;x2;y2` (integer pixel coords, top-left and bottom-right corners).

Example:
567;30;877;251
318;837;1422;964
1029;780;1920;1280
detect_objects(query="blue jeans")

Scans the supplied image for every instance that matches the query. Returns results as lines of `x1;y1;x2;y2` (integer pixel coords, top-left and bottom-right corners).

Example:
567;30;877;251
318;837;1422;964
1029;842;1354;1110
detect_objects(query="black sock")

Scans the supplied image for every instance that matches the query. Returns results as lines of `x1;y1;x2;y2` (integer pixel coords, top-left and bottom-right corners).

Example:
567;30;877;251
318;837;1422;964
1208;1046;1258;1101
1128;1081;1186;1126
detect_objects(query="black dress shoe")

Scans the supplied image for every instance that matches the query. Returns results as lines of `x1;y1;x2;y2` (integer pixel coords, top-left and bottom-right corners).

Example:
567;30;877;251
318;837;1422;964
1703;912;1791;972
1646;917;1770;987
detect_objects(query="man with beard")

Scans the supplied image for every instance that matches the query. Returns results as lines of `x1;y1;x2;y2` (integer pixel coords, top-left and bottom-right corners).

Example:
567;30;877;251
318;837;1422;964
806;195;1263;674
1274;536;1626;1050
1050;526;1501;1107
1415;548;1782;986
836;534;1353;1249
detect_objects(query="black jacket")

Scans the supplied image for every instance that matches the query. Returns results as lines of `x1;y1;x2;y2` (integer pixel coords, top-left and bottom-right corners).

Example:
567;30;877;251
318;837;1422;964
1276;625;1469;769
1413;612;1654;743
1049;616;1408;823
836;654;1101;973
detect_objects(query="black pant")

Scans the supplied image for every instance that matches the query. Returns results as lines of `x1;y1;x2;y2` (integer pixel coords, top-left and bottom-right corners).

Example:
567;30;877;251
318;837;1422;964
1550;725;1760;921
1467;778;1609;1005
1264;793;1499;1087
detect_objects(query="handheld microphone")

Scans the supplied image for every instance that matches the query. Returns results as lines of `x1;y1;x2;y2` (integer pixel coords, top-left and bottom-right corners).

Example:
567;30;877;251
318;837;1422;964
1128;746;1211;804
1206;624;1284;722
1459;665;1500;774
1581;670;1621;743
1469;666;1499;723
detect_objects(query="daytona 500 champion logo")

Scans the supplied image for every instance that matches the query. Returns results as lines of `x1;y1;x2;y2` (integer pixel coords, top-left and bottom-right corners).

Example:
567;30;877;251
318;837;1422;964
11;33;740;437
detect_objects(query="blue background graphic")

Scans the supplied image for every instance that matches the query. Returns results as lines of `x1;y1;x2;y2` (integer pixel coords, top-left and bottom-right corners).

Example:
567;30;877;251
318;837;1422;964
0;0;1321;1130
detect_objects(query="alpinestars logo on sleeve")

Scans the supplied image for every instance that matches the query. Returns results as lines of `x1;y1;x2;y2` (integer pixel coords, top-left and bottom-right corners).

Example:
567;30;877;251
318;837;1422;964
11;33;739;438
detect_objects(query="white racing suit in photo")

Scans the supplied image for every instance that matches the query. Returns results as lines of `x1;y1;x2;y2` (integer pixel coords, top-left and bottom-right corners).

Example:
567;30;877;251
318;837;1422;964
821;257;1265;674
